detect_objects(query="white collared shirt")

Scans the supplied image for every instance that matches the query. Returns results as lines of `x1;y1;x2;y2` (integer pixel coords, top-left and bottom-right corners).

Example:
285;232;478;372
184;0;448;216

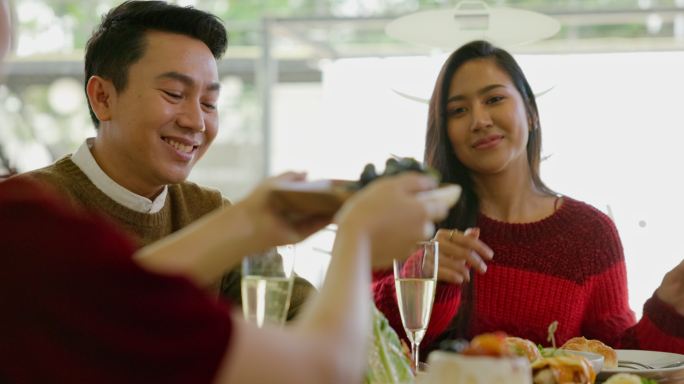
71;138;168;213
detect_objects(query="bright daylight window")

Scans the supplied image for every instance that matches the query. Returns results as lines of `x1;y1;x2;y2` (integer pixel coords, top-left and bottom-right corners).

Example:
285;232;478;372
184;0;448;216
272;51;684;318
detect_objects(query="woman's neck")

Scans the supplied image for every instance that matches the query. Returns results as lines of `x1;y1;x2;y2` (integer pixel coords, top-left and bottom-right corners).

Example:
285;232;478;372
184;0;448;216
472;166;556;224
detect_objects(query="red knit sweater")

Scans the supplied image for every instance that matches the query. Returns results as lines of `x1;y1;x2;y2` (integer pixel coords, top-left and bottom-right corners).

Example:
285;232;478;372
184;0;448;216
0;177;232;383
373;197;684;356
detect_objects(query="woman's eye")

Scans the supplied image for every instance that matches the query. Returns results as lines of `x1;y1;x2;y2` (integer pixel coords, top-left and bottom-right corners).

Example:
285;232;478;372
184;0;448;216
447;107;466;117
486;95;504;104
202;103;217;111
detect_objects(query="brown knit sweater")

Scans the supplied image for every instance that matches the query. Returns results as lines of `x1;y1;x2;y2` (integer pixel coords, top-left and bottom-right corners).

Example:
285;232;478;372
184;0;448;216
19;156;315;319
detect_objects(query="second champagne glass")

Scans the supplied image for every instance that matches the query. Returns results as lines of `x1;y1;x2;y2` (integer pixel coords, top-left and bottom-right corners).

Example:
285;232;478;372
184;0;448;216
394;239;439;371
241;245;296;328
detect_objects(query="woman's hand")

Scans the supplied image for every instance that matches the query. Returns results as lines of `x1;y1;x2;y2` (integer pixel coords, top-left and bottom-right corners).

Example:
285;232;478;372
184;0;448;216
432;227;494;284
655;259;684;316
334;172;450;269
235;172;332;250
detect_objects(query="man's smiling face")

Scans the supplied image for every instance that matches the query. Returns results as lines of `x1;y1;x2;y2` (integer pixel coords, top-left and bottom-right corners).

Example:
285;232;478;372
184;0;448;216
92;30;220;197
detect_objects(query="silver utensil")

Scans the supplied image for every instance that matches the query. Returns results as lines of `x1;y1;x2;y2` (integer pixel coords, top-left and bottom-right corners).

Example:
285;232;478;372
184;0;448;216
618;360;684;370
660;361;684;369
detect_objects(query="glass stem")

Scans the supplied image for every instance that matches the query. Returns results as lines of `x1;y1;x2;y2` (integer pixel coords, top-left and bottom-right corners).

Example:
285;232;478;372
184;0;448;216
412;340;420;372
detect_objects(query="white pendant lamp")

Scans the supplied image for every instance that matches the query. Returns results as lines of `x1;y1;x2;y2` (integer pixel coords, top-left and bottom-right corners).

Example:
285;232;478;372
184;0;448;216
385;0;561;50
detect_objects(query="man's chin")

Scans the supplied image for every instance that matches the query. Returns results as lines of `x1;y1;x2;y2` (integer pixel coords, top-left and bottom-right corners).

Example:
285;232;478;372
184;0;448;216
158;169;193;186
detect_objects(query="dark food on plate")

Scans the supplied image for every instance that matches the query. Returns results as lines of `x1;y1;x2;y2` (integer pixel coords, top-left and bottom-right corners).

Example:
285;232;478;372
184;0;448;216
531;354;597;384
357;157;441;189
561;336;617;369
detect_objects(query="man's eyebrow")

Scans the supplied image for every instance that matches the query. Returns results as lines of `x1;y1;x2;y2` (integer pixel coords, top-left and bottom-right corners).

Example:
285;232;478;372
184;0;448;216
446;84;506;104
156;71;221;91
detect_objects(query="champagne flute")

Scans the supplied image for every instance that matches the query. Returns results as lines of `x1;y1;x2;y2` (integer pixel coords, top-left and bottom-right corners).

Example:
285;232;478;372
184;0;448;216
394;240;439;371
241;245;296;328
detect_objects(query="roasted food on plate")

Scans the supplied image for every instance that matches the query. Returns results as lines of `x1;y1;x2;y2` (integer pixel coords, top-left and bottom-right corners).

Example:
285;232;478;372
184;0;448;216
440;332;540;360
531;354;597;384
561;336;617;369
506;336;543;363
540;347;604;375
458;332;512;357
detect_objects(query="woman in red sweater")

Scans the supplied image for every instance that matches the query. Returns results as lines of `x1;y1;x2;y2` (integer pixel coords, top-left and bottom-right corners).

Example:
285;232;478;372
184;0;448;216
373;40;684;356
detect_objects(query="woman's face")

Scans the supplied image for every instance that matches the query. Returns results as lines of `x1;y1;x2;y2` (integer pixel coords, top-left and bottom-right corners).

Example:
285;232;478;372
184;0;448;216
445;58;530;178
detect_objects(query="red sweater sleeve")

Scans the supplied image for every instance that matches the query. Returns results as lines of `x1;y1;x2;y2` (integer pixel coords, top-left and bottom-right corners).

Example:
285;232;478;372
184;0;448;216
581;210;684;352
372;269;462;354
0;178;232;383
585;262;684;352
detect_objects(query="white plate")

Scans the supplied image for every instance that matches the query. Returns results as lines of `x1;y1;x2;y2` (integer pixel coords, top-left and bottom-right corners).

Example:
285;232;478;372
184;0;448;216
597;350;684;383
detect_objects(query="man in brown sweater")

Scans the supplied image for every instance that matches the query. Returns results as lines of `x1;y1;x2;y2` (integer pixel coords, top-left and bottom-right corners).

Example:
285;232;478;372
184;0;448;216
17;0;314;318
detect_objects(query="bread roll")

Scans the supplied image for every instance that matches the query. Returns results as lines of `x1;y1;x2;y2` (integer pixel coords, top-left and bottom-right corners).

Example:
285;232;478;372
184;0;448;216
561;336;617;369
506;336;542;362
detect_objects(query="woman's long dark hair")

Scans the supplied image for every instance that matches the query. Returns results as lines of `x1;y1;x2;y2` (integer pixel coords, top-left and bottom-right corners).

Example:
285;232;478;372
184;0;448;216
424;40;553;341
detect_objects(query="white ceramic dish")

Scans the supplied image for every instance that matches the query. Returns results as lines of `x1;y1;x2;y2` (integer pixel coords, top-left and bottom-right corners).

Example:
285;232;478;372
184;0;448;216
422;352;531;384
597;350;684;383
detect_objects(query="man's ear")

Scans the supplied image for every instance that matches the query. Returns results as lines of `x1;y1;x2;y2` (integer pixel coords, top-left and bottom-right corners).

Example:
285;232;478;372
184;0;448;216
86;75;116;123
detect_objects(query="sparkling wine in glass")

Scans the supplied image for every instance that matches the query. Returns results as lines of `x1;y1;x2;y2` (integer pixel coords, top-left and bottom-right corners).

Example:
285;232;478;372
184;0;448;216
394;240;438;371
241;245;296;328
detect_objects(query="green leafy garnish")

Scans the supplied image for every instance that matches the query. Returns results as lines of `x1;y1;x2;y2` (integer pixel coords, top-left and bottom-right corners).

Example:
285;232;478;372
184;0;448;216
365;304;413;384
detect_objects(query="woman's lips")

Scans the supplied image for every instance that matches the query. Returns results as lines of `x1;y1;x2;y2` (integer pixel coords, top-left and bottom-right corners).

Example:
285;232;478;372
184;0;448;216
472;135;504;150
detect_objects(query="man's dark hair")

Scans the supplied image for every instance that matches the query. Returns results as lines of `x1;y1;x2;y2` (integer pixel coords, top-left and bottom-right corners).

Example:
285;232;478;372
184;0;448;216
84;0;228;128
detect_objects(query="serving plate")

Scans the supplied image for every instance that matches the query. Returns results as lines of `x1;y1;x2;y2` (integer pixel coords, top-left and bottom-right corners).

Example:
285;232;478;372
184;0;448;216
270;179;461;218
597;350;684;383
270;179;356;217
